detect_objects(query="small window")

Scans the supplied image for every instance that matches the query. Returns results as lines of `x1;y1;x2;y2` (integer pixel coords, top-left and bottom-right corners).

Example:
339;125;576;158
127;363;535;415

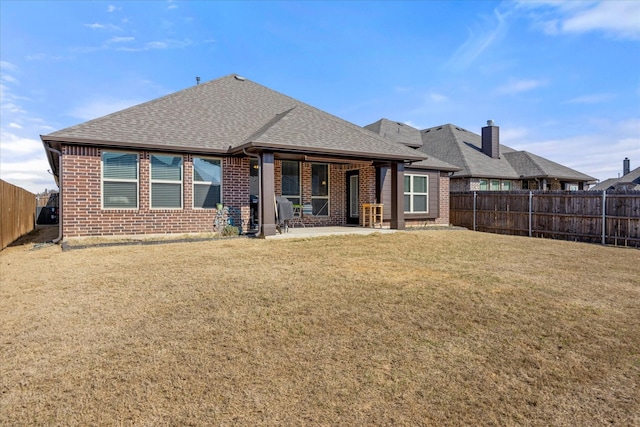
311;163;329;216
501;180;512;191
404;174;428;213
193;157;222;209
479;179;488;191
150;154;183;209
490;180;501;191
102;151;138;209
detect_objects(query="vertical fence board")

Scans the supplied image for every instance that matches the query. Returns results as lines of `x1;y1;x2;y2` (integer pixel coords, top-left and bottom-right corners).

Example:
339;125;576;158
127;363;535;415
1;180;37;250
450;190;640;248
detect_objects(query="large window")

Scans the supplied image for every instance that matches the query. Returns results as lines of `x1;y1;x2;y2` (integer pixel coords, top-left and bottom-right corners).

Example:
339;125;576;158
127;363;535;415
404;174;428;213
150;154;183;209
311;163;329;216
480;179;511;191
281;160;301;205
193;157;222;209
102;151;138;209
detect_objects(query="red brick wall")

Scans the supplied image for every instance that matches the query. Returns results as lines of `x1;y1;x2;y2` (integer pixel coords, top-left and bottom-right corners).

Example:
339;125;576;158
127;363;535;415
61;145;250;237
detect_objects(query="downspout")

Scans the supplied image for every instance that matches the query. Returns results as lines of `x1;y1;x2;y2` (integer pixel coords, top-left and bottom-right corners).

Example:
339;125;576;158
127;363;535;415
243;148;262;236
44;144;63;244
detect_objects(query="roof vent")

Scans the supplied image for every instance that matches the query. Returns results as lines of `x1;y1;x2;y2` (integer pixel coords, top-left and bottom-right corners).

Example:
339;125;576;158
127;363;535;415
234;75;246;81
487;119;494;126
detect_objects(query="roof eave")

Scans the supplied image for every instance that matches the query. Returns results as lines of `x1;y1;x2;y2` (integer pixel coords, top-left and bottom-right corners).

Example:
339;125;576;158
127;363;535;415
39;135;230;155
231;141;427;162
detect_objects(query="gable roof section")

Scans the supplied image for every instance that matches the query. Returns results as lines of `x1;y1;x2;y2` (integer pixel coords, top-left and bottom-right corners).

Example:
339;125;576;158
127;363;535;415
419;124;519;179
414;123;595;182
590;166;640;191
42;74;426;163
364;119;423;148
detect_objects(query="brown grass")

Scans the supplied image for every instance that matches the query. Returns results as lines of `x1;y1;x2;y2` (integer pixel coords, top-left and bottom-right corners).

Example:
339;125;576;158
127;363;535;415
1;231;638;426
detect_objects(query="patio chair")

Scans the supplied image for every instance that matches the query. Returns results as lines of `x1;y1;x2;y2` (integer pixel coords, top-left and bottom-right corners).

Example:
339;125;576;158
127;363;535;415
302;201;328;226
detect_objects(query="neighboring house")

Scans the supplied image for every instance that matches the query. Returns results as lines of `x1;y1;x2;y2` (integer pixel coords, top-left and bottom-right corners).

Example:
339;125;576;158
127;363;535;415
366;119;596;191
590;159;640;191
41;74;455;239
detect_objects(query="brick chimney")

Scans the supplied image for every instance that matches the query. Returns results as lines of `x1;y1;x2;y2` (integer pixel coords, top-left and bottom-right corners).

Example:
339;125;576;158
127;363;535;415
623;157;630;176
481;120;499;159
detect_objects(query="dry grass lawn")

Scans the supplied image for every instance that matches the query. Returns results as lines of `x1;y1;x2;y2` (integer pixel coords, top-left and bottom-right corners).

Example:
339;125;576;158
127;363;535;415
1;230;639;426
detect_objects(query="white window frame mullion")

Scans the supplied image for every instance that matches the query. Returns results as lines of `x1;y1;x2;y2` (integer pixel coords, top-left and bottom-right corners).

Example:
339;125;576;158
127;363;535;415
150;153;183;210
101;150;139;210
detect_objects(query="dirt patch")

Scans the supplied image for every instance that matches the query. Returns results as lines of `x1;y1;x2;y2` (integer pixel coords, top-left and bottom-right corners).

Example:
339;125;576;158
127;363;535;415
7;225;59;247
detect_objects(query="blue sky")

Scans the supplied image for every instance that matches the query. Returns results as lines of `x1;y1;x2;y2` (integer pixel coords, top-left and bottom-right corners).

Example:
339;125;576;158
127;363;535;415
1;0;639;193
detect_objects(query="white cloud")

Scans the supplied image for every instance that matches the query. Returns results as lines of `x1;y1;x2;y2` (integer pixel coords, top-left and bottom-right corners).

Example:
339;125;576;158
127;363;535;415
115;38;193;52
107;5;121;12
429;93;448;103
562;1;640;40
497;78;547;95
565;93;615;104
0;132;56;193
446;8;509;70
108;36;135;43
84;22;122;31
501;117;640;182
9;123;23;129
0;61;18;71
515;1;640;40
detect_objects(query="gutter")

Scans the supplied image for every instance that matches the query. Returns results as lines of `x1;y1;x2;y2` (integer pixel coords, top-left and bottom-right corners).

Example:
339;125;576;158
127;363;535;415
243;148;262;237
43;143;63;244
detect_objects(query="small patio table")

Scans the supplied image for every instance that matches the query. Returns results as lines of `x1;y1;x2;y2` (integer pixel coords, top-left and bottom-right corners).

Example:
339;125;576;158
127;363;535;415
361;203;383;228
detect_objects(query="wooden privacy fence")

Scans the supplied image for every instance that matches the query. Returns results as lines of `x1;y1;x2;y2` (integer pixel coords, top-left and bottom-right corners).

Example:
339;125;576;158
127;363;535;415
450;190;640;247
1;180;37;250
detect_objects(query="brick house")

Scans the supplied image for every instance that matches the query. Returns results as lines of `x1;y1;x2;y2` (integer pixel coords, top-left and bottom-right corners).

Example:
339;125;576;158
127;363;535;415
366;119;595;192
41;74;455;239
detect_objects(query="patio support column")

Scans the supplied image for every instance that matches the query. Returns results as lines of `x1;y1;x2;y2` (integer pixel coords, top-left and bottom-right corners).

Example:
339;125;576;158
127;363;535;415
261;151;277;237
390;161;405;230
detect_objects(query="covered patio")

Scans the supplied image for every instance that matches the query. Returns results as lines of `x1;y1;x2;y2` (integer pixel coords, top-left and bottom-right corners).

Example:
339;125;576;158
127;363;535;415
266;225;401;239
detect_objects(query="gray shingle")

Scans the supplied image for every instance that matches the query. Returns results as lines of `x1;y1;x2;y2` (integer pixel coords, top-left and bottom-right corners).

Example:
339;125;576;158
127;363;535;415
44;74;425;161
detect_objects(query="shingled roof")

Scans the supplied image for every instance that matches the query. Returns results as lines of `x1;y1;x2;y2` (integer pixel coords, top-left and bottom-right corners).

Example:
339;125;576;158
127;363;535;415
590;166;640;191
416;124;595;182
364;119;423;148
42;74;426;173
419;124;519;179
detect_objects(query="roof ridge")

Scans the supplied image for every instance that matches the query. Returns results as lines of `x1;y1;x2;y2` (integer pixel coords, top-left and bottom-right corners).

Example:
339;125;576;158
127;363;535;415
241;106;296;144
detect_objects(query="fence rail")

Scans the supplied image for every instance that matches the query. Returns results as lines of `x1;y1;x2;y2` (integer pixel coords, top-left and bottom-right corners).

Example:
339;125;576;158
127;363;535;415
450;190;640;248
1;180;37;250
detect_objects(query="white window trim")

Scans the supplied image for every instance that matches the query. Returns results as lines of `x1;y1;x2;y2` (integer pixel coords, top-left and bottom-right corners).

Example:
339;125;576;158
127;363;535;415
192;156;223;210
101;150;139;210
311;163;330;216
405;174;429;213
150;153;183;210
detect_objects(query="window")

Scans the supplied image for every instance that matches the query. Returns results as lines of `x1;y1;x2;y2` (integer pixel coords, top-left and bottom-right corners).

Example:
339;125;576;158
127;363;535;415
311;163;329;216
102;151;138;209
501;180;512;190
281;160;301;205
479;179;489;191
490;179;501;191
193;157;222;209
150;154;183;209
404;174;428;213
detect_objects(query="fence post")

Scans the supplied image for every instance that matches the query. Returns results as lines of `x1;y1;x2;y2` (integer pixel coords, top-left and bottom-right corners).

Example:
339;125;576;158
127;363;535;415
473;191;477;231
529;191;533;237
602;190;606;245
